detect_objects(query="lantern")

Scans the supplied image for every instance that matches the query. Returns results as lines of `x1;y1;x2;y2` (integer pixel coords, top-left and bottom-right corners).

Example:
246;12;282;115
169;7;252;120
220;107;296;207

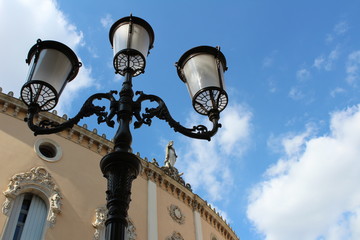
109;15;154;76
21;39;81;111
176;46;228;115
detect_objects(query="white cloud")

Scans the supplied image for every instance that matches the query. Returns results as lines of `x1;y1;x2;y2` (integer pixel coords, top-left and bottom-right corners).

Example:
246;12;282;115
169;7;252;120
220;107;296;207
87;46;99;58
179;104;252;202
326;34;334;43
208;202;231;224
346;50;360;85
267;78;277;93
288;87;304;100
180;138;232;202
296;68;311;81
313;46;340;71
247;105;360;240
334;21;349;36
0;0;94;114
281;124;314;157
266;124;315;177
262;57;274;68
326;21;349;43
218;104;252;155
262;51;278;69
57;65;96;114
330;87;346;98
100;14;114;29
313;56;325;69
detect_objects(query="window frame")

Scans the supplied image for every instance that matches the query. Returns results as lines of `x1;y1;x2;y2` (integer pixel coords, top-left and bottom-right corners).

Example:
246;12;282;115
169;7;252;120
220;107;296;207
1;167;63;239
2;193;48;240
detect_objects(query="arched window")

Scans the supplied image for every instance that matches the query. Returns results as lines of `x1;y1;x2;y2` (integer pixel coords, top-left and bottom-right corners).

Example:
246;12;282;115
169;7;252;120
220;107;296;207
2;193;47;240
1;167;62;240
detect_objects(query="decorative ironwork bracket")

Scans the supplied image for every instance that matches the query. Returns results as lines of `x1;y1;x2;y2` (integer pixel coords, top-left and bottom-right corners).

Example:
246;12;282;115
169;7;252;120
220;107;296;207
133;91;221;141
25;89;221;141
25;91;118;136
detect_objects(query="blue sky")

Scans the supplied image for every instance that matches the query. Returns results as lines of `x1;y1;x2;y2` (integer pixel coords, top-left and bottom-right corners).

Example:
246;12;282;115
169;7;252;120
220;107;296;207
1;0;360;239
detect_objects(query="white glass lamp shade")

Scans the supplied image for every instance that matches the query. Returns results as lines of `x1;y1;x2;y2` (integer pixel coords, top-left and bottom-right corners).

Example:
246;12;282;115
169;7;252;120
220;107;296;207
176;46;228;115
21;40;81;111
109;15;154;76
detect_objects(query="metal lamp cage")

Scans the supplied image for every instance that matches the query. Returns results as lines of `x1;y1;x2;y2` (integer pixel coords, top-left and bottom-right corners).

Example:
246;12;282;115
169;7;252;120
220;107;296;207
21;39;81;111
176;46;228;116
109;15;155;77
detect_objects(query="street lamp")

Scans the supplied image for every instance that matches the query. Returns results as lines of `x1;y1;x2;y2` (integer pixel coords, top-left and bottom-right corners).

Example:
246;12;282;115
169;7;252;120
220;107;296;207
20;15;228;240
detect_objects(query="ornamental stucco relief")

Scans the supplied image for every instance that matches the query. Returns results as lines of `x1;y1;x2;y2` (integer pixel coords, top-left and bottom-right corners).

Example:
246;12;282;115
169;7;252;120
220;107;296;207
2;166;62;227
166;231;184;240
93;206;137;240
168;204;185;224
92;207;107;240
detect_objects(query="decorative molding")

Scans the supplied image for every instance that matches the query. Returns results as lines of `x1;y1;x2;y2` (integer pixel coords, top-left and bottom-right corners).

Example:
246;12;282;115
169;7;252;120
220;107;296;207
78;133;84;143
151;158;159;167
67;129;75;139
142;164;239;239
107;147;112;154
13;106;20;117
0;90;115;158
92;206;137;240
161;166;192;191
88;138;94;148
168;204;185;224
1;102;8;112
2;166;62;227
126;219;137;240
166;231;184;240
92;207;107;240
211;233;219;240
97;144;103;153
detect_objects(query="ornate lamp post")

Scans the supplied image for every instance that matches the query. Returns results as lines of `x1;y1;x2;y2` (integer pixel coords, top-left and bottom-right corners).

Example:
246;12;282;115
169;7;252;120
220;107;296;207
20;15;228;240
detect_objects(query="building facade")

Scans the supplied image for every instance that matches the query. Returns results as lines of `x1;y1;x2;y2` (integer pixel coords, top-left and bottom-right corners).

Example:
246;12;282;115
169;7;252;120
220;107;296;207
0;89;239;240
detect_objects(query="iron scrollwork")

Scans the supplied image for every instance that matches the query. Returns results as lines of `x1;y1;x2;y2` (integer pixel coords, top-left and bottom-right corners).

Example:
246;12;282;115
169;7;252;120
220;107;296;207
133;91;221;141
25;91;118;136
25;89;220;141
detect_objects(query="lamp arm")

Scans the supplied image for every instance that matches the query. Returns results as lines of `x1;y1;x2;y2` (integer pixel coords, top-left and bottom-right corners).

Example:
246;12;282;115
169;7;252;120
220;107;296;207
133;91;221;141
25;91;118;136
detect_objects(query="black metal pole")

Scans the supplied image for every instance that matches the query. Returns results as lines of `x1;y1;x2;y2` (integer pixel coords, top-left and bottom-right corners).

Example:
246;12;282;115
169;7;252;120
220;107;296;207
100;71;141;240
100;151;141;240
113;71;134;152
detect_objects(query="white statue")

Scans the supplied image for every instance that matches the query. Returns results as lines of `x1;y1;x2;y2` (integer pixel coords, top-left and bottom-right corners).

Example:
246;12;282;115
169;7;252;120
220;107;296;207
50;193;61;210
165;141;177;168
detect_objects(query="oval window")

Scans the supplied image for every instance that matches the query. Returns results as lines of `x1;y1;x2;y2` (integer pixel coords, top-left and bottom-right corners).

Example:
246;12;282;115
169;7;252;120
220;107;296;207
34;138;62;162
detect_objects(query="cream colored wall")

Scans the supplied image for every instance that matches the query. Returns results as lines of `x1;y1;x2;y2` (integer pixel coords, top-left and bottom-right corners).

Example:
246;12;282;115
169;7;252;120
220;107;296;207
128;176;148;239
202;217;221;240
0;111;176;240
156;185;196;240
42;136;106;240
0;112;154;239
0;113;106;239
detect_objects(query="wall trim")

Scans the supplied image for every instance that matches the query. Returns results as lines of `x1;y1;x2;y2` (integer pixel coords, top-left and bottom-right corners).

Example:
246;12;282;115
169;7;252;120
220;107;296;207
2;166;62;227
